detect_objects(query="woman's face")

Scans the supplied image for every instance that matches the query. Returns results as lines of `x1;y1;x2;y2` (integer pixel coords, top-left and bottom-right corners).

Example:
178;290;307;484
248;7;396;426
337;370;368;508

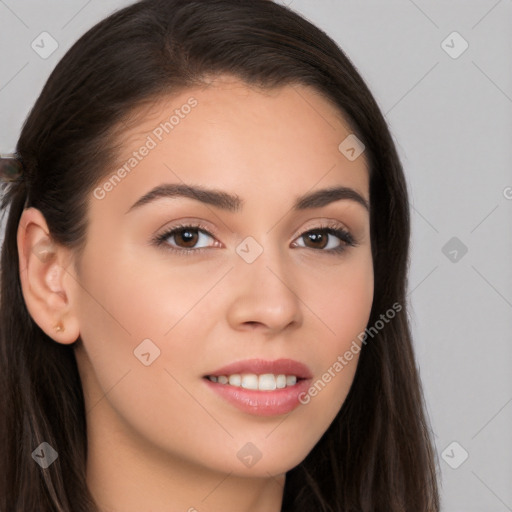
72;76;373;478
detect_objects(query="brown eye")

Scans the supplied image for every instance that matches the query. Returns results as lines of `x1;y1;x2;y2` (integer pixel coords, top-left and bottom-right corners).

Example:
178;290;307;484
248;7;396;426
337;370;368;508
302;230;329;250
294;227;355;254
173;227;200;248
154;224;216;252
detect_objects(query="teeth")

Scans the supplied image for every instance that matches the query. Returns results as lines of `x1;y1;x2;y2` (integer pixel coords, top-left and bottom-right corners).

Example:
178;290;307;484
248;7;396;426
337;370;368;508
286;375;297;386
241;374;259;390
258;373;276;391
276;374;287;389
228;374;241;386
207;373;300;390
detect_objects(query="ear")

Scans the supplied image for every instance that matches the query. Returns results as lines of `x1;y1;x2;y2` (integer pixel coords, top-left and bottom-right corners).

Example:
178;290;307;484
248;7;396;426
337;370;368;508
17;207;81;345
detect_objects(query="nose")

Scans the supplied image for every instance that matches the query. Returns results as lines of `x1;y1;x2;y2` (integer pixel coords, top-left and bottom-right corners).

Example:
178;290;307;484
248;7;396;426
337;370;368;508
225;245;303;335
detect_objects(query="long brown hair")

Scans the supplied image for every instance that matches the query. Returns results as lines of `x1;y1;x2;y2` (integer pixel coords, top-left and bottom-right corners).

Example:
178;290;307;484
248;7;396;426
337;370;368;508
0;0;440;510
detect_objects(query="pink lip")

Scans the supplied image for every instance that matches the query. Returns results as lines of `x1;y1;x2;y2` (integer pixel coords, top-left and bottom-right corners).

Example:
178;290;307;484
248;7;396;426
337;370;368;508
205;358;313;379
203;358;313;416
203;377;312;416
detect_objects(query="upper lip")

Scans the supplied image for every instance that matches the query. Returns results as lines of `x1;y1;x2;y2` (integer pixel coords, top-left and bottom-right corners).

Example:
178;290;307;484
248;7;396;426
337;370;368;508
205;358;313;379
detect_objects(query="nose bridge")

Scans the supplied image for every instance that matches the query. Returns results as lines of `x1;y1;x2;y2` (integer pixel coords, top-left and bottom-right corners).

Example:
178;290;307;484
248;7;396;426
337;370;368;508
235;232;289;289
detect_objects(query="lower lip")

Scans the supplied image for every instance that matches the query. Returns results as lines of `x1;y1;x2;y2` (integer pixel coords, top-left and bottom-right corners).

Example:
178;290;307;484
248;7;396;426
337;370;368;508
203;377;311;416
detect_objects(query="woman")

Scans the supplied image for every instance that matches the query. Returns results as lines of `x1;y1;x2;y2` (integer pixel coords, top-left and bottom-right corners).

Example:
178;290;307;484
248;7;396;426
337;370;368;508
0;0;440;510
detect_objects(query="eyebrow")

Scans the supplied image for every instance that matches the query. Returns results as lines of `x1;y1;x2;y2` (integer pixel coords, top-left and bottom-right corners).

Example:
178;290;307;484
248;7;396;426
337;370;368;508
125;183;369;214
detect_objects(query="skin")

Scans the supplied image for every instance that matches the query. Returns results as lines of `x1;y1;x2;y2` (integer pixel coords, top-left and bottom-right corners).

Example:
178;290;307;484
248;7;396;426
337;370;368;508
17;76;373;512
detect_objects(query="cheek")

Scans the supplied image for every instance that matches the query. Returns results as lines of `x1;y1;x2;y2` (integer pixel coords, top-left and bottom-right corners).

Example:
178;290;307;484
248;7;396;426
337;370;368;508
73;249;225;409
76;247;222;341
312;251;374;347
293;251;373;423
73;252;222;456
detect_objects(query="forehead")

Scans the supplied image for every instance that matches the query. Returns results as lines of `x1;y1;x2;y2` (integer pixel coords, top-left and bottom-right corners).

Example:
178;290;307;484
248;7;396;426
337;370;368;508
94;76;369;215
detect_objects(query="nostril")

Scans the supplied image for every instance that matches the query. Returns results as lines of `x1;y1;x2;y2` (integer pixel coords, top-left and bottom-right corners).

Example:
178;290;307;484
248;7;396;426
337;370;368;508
242;321;260;330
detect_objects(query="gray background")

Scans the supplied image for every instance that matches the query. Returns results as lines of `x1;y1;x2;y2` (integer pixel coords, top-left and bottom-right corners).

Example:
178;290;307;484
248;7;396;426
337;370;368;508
1;1;511;510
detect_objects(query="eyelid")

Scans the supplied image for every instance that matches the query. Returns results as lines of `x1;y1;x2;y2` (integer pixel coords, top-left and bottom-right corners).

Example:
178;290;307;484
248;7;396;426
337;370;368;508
291;218;351;240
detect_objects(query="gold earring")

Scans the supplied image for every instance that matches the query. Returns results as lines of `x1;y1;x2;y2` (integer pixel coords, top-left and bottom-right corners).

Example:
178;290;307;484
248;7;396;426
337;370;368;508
54;322;64;333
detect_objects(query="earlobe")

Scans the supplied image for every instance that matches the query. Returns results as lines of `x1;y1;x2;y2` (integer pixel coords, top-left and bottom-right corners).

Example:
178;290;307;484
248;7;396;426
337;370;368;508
17;207;80;345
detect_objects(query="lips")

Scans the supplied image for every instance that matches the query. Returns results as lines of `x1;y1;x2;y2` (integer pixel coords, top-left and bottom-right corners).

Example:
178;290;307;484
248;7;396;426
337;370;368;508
202;358;314;416
204;358;313;380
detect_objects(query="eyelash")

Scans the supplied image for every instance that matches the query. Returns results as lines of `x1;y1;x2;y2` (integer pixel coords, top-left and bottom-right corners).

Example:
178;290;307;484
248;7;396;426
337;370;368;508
152;221;357;256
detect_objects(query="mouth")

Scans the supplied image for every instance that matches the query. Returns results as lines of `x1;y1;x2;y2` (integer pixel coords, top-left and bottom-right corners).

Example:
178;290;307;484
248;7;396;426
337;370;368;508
202;358;313;416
